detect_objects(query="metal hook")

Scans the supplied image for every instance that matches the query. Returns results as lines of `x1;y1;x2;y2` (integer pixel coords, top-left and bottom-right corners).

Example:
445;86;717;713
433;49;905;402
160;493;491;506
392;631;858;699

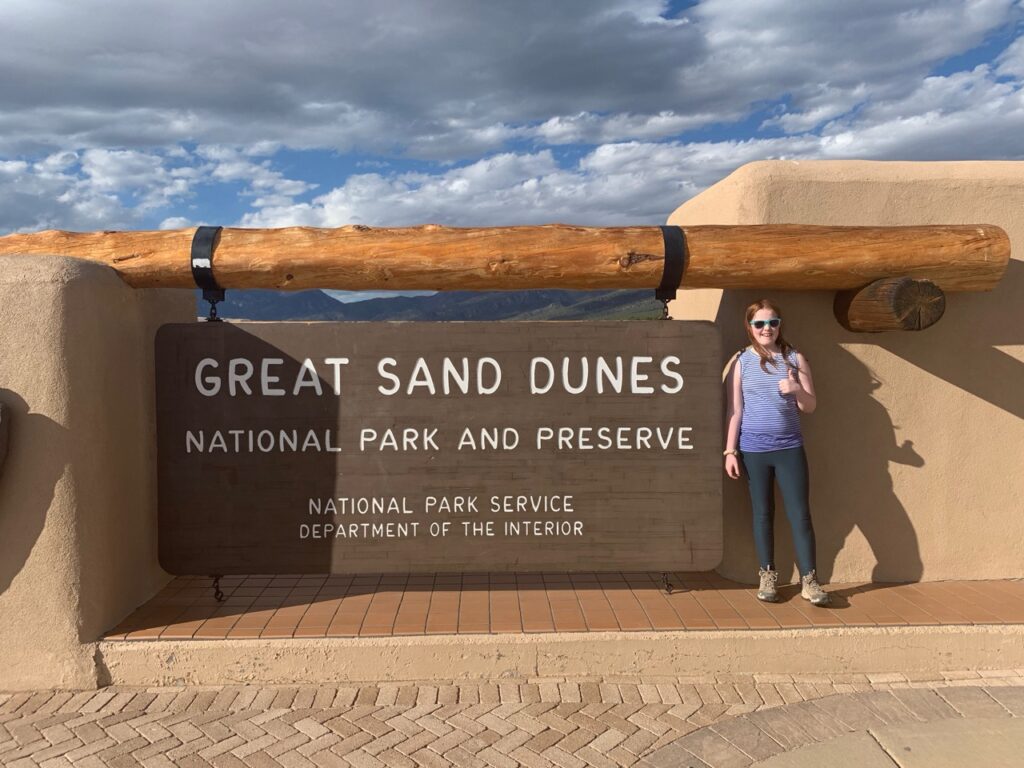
211;575;225;602
203;289;224;322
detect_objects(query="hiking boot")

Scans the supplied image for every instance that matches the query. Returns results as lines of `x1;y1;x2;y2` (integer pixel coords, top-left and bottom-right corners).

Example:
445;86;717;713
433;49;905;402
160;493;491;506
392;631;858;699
757;568;779;603
801;570;831;606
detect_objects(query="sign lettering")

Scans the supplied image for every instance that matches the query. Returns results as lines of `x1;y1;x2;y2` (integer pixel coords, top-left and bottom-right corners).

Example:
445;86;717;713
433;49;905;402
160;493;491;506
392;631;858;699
156;321;722;574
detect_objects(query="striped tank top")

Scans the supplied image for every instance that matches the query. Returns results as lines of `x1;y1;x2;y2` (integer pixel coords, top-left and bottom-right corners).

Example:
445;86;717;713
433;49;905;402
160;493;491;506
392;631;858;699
738;346;803;453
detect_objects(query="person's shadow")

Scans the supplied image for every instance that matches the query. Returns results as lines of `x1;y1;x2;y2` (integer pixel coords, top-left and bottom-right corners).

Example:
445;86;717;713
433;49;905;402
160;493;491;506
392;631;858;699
801;346;924;584
0;389;70;596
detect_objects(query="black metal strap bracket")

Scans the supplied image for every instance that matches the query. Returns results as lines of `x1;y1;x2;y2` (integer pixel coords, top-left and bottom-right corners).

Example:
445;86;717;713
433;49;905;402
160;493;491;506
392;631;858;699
191;226;225;322
655;225;688;319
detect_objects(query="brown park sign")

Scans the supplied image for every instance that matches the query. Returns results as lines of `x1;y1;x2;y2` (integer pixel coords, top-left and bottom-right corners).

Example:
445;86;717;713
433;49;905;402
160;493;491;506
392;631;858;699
156;321;722;574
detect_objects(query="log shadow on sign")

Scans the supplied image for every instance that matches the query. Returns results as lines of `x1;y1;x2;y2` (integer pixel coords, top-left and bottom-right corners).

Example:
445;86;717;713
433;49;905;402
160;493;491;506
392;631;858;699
157;322;339;579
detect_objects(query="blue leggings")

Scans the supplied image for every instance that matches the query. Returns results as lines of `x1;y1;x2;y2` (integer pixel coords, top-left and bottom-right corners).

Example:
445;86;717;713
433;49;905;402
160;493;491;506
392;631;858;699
740;446;817;575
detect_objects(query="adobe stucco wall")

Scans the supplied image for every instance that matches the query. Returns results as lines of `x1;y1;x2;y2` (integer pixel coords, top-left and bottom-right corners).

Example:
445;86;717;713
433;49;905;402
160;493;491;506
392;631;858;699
669;161;1024;584
0;256;193;689
1;163;1022;690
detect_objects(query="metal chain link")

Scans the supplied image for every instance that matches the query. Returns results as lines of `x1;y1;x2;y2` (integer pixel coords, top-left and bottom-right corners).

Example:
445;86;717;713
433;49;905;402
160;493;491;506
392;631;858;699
211;575;225;602
660;295;674;593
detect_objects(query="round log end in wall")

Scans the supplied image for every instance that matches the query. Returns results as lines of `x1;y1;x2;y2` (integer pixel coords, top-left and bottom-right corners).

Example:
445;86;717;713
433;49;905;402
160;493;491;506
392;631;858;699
833;277;946;333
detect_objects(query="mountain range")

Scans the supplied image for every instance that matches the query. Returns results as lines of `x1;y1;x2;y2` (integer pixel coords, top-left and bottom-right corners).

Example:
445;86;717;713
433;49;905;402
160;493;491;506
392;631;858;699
197;289;664;322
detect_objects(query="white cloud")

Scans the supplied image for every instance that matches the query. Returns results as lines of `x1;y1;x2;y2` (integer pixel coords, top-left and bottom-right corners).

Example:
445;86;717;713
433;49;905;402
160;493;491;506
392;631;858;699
0;166;130;233
0;148;205;232
0;1;1016;159
0;0;705;157
1;1;1023;234
240;143;777;228
0;160;30;175
997;33;1024;76
531;111;717;144
762;85;870;133
5;37;1024;236
242;151;563;227
691;0;1019;133
238;55;1024;228
196;145;316;208
815;67;1024;160
33;151;77;176
77;148;195;211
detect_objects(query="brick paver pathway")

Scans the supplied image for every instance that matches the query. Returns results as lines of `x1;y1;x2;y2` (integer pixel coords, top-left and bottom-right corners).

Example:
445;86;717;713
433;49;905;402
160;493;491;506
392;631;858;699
2;672;1022;767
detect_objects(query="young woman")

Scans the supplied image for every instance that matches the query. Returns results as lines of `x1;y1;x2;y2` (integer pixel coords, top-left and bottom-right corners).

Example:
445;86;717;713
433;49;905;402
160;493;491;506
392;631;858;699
723;299;830;606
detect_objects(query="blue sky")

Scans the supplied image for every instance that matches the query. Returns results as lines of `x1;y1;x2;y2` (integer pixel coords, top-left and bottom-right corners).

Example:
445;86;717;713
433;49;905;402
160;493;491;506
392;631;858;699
1;1;1023;248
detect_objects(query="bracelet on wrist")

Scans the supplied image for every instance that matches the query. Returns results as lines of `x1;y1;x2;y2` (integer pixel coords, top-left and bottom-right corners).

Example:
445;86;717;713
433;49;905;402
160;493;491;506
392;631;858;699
723;449;739;456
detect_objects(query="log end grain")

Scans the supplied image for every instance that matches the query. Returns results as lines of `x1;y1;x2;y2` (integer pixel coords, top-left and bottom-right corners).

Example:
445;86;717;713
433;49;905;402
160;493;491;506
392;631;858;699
834;277;946;333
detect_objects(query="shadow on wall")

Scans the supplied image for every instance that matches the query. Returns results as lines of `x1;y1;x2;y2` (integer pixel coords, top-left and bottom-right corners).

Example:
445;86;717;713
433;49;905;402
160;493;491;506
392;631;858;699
717;256;1023;583
874;259;1024;421
817;257;1022;582
0;389;68;597
810;346;924;584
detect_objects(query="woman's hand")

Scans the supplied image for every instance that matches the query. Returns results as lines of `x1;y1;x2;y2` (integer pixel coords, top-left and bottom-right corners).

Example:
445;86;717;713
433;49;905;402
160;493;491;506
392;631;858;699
778;367;803;396
725;454;741;479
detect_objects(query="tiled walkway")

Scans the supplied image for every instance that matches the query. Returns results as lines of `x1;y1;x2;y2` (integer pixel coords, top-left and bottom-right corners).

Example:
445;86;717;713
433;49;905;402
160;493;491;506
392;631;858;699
106;573;1024;641
2;673;1023;767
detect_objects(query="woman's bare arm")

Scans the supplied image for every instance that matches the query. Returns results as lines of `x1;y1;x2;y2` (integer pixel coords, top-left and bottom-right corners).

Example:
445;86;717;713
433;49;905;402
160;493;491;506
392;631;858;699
724;354;743;450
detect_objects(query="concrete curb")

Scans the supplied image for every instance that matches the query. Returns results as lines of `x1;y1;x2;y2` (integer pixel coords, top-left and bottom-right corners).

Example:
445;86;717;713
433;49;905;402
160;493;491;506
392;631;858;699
99;625;1024;687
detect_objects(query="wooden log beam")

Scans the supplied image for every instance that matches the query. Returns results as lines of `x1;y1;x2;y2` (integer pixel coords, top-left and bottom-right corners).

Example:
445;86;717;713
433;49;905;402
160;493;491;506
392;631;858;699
834;277;946;333
0;224;1009;292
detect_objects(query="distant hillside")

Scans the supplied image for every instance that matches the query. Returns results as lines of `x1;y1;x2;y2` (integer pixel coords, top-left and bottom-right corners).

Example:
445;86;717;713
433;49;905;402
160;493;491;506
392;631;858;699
197;289;663;321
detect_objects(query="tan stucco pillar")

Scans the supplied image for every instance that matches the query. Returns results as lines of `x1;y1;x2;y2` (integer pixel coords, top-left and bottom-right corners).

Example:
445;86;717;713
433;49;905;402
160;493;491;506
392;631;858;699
0;256;193;690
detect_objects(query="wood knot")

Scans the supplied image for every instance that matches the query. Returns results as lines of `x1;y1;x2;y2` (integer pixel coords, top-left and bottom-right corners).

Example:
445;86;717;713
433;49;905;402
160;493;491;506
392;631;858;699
619;251;657;269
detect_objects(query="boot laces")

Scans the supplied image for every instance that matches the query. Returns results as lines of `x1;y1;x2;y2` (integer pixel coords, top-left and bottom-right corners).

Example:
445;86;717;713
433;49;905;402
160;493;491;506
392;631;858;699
802;570;825;595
